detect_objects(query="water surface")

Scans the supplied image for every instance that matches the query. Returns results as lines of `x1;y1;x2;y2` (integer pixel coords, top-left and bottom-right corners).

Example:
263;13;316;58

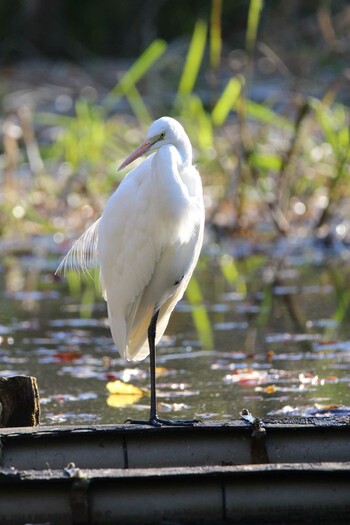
1;235;350;425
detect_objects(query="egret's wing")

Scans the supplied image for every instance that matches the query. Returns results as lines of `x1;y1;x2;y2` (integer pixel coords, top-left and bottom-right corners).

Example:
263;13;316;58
156;274;192;339
155;238;204;346
125;218;205;362
98;158;162;359
56;219;100;276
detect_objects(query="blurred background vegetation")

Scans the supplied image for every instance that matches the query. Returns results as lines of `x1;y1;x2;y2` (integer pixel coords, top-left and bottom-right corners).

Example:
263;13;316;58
0;0;349;243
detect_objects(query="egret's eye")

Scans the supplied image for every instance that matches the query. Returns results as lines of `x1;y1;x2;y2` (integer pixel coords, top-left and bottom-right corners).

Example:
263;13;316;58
159;132;166;140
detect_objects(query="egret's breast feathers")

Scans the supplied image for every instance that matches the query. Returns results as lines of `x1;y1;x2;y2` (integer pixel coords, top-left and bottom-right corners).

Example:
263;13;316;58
98;162;161;308
152;146;204;245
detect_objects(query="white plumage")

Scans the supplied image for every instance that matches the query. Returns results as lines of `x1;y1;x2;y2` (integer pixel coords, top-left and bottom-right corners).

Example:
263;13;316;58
58;117;204;371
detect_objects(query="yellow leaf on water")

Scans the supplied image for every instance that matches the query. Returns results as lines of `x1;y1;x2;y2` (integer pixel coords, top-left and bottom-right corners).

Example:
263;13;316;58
266;350;275;361
107;393;144;408
266;384;277;394
314;403;339;410
155;366;168;377
106;379;145;396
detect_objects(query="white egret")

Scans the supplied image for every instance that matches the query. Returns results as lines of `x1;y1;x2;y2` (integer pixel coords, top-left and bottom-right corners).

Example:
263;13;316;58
57;116;205;426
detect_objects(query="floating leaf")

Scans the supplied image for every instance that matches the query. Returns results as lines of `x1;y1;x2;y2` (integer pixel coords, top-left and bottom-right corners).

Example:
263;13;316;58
155;366;169;377
224;368;266;386
107;393;144;408
323;375;339;383
106;379;145;396
299;372;319;385
266;384;277;394
53;351;83;362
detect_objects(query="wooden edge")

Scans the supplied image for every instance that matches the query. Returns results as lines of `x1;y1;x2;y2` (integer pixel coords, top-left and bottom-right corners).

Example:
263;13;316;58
0;415;349;436
1;462;350;482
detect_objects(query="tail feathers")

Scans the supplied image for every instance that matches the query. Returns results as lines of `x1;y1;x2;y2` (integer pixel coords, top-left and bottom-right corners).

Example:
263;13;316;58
125;299;175;361
107;304;127;359
56;219;100;276
126;342;150;362
107;302;153;361
108;294;179;362
126;305;153;361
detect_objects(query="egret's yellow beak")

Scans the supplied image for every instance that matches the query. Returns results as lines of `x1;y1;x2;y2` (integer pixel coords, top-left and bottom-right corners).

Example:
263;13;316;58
118;133;163;171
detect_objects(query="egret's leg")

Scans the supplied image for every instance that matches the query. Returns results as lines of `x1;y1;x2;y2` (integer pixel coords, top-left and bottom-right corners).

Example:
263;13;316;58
148;310;161;425
126;310;199;427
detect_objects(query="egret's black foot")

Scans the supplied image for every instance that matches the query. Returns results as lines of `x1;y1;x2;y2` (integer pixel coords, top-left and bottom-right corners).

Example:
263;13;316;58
125;416;200;427
124;417;161;427
151;416;200;426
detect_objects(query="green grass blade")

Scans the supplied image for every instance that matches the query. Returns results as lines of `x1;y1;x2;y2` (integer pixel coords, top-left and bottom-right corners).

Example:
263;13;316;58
67;270;82;296
80;282;96;319
220;254;239;285
312;100;349;160
186;94;213;148
246;0;263;55
338;125;349;151
220;254;247;296
210;0;222;71
36;113;76;126
242;100;293;131
249;151;282;171
125;85;152;124
185;274;214;350
256;284;273;328
212;76;244;126
107;39;167;102
178;19;207;97
312;100;338;151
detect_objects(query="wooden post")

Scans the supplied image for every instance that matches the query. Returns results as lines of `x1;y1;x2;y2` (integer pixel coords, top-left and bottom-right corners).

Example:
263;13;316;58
0;376;40;427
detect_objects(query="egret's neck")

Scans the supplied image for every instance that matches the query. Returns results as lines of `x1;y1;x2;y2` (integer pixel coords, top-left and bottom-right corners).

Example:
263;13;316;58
176;135;193;169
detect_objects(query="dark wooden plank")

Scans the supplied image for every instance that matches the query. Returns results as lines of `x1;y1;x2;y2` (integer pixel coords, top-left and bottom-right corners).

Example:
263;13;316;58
1;418;350;470
0;463;350;524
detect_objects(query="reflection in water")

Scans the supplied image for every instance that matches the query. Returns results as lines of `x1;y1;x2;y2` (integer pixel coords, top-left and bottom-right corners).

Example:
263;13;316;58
1;236;350;425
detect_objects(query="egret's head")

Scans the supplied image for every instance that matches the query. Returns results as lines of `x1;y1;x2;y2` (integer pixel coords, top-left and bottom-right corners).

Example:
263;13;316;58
118;117;189;171
146;117;185;148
